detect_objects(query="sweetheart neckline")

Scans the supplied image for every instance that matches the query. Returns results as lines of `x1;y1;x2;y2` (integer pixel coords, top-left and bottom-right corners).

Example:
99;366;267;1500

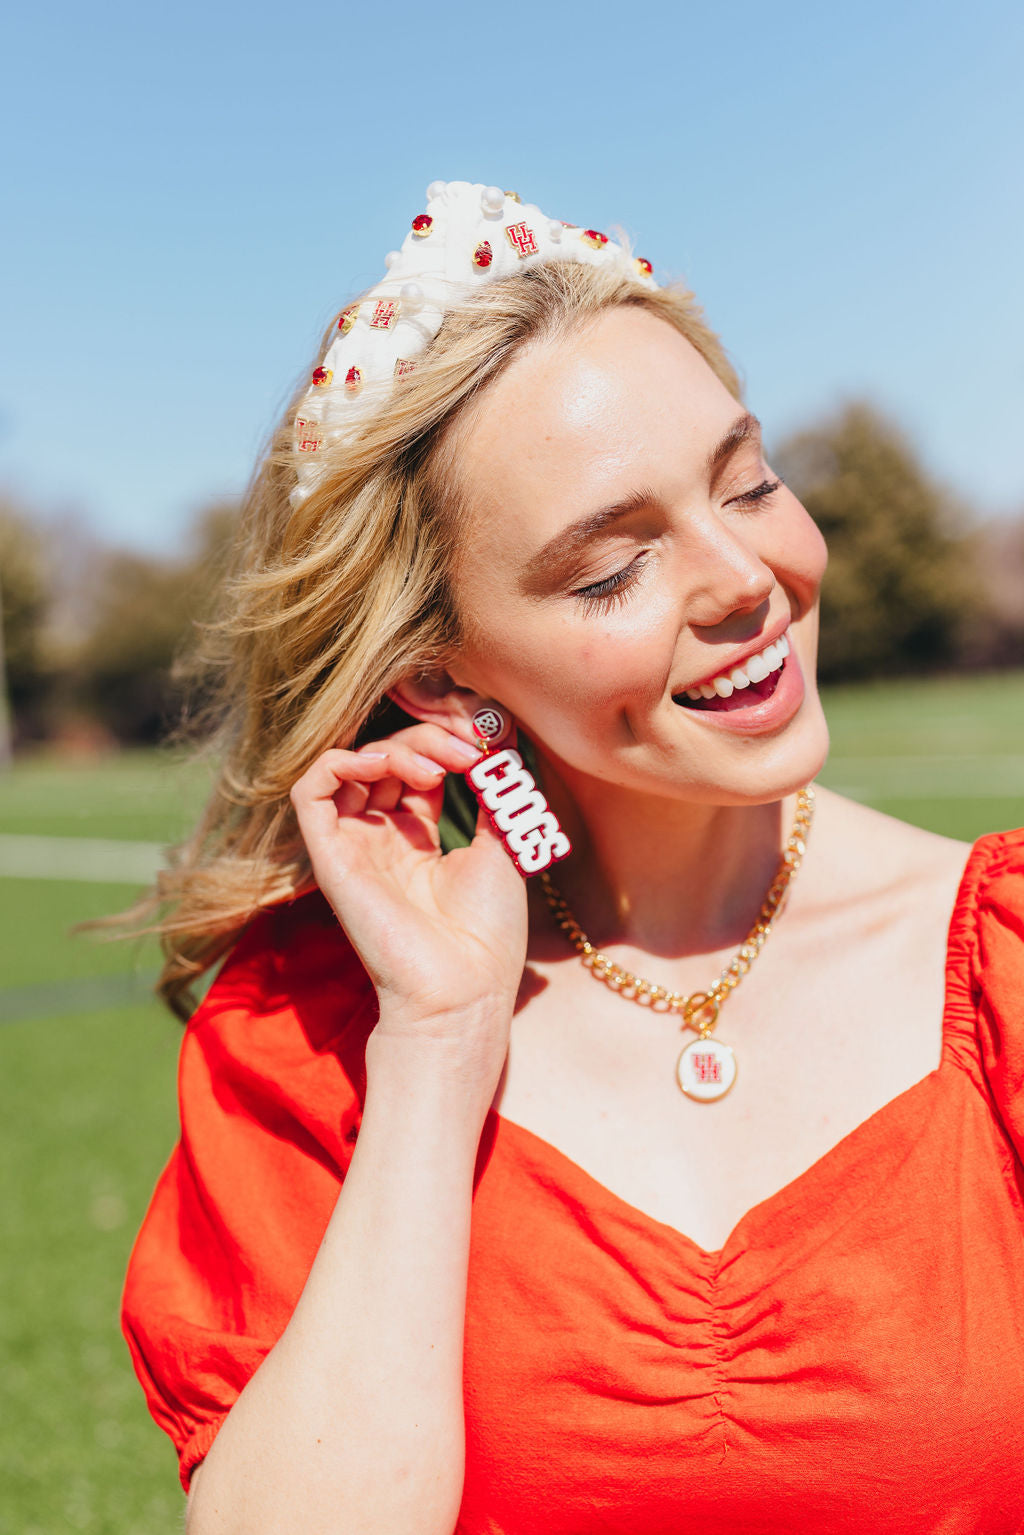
487;839;983;1262
491;1059;947;1262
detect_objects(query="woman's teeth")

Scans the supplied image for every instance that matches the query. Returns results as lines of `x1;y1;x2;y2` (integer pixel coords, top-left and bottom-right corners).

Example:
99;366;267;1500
681;632;790;703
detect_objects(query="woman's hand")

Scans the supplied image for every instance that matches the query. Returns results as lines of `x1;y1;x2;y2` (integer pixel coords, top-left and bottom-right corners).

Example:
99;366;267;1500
290;722;528;1084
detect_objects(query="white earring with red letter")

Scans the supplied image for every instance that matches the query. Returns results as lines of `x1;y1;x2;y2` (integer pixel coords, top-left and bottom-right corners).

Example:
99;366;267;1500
466;707;571;877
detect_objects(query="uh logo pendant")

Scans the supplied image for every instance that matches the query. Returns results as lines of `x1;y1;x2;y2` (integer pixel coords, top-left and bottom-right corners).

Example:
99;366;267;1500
466;708;572;877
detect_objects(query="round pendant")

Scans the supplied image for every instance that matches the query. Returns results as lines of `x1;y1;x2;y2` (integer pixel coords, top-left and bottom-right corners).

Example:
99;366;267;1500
676;1036;737;1101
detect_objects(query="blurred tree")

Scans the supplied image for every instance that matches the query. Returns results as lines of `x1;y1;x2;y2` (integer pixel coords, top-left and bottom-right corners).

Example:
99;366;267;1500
0;584;10;766
773;402;980;681
0;499;52;748
74;500;238;743
961;511;1024;666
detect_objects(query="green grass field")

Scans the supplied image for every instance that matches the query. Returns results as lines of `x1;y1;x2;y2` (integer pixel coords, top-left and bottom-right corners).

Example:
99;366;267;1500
1;673;1022;1533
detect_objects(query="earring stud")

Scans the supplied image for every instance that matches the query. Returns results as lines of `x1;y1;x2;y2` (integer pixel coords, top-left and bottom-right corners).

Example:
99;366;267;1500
471;706;507;750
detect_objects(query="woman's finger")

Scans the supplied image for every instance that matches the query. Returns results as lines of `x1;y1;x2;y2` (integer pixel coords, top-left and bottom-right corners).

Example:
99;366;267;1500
291;734;486;875
292;751;390;848
363;775;406;815
333;776;374;818
356;724;483;774
292;750;402;848
362;736;464;816
358;744;450;814
292;745;451;864
294;746;443;813
471;796;513;862
393;778;447;837
292;748;394;807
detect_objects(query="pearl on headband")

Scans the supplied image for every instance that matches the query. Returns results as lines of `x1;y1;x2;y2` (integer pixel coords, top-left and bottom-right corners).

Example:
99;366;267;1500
290;179;658;506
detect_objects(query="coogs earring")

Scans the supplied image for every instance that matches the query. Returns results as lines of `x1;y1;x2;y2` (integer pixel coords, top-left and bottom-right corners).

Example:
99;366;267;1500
465;707;571;877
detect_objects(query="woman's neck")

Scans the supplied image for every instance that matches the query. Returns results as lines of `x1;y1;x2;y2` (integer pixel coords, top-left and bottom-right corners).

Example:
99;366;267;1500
536;755;798;960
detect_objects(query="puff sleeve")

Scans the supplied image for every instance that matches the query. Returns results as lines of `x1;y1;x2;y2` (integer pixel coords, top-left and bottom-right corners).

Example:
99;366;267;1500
121;893;378;1490
973;828;1024;1168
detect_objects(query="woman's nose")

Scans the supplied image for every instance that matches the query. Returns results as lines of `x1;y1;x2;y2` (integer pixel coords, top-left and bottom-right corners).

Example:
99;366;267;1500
681;518;777;631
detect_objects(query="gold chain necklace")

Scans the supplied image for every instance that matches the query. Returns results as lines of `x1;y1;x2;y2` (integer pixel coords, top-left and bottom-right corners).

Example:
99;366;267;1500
538;786;815;1101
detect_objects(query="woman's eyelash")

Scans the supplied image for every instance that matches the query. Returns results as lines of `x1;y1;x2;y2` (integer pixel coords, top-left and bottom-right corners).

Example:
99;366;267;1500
572;555;647;613
570;481;781;612
731;475;784;507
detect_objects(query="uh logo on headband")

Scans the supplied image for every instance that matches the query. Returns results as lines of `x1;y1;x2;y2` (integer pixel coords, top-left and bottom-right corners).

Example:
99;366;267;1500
290;178;658;507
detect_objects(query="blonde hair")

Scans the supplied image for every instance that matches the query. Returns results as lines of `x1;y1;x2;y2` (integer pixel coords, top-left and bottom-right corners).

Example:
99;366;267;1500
114;258;742;1019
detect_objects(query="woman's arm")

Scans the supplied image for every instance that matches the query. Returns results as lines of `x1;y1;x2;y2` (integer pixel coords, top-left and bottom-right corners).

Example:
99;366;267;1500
185;1026;499;1535
185;723;527;1535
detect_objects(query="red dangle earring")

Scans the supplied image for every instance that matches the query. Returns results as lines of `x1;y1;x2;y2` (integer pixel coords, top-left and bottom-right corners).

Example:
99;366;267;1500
465;707;572;877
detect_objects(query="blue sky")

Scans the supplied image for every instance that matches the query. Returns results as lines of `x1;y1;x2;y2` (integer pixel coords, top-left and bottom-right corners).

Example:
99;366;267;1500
3;0;1022;553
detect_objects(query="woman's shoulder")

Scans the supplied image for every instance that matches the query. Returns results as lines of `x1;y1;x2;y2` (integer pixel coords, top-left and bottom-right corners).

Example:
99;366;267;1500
807;787;977;922
956;824;1024;1155
806;791;1024;1003
966;822;1024;1015
811;793;1024;1127
815;787;1024;910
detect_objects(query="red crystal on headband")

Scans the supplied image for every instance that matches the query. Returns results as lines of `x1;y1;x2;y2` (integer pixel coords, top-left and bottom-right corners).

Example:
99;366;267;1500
582;229;609;249
473;240;494;269
345;366;363;393
337;305;357;334
311;366;332;387
411;213;433;237
635;256;653;277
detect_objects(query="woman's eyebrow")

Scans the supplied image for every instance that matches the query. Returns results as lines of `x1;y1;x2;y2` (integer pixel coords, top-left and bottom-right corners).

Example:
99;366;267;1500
518;487;658;593
706;412;763;488
517;413;764;595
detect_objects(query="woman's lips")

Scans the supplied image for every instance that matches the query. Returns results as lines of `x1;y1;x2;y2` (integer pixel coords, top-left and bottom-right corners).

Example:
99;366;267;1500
671;648;805;735
677;665;783;712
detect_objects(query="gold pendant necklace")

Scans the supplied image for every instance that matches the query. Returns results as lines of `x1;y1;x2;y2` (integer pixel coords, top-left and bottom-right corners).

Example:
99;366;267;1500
538;786;815;1102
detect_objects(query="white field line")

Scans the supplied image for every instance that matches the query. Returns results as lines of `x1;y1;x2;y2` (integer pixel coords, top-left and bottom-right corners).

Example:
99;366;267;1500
0;752;1021;887
0;835;165;883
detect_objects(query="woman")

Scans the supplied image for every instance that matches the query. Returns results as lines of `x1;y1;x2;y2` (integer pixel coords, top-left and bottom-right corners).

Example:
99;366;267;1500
122;181;1024;1533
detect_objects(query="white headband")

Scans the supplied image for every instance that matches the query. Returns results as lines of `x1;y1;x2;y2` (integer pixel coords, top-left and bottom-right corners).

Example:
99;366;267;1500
290;179;657;504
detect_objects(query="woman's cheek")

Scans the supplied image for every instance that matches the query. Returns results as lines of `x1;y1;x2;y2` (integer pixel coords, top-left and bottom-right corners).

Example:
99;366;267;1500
485;621;653;747
781;499;828;602
556;614;677;728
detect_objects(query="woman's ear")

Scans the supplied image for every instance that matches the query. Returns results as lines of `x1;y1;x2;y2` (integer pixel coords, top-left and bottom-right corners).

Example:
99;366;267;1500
387;670;493;735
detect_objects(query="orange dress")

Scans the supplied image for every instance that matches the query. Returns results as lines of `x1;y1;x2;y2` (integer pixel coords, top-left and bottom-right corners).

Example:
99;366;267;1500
123;830;1024;1531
